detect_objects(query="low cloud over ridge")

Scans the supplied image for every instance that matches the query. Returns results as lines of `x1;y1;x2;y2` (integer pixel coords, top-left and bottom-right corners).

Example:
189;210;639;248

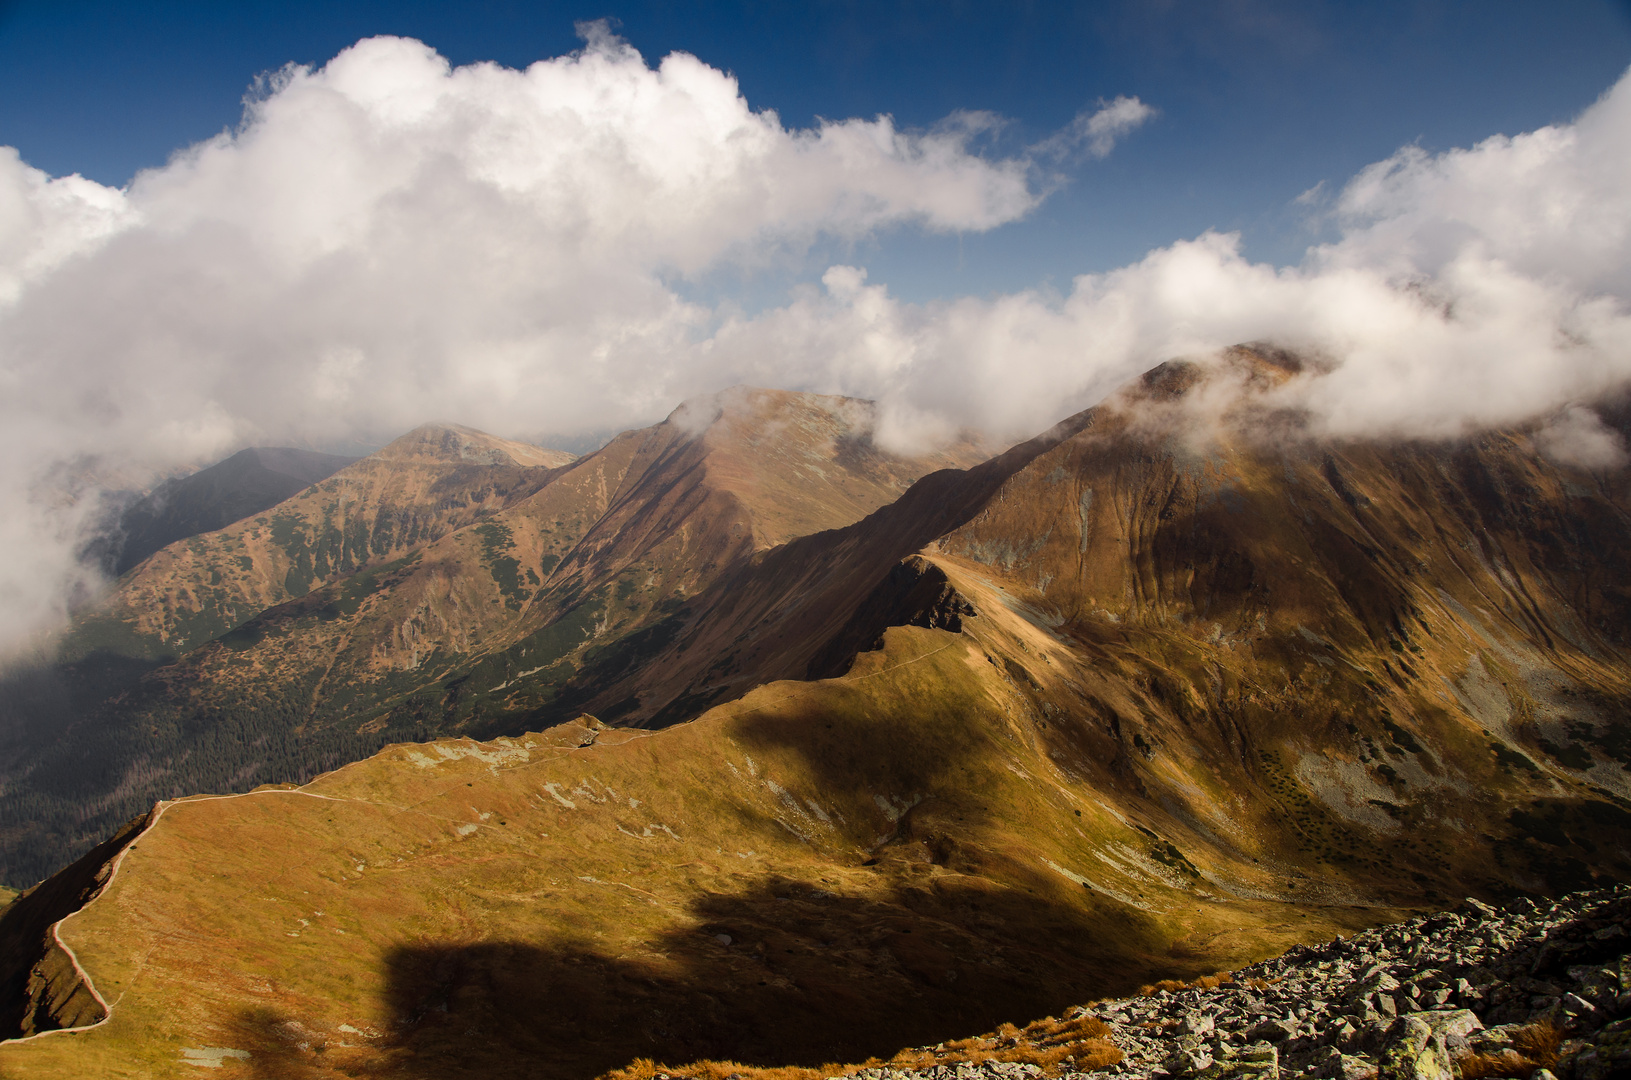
0;28;1628;655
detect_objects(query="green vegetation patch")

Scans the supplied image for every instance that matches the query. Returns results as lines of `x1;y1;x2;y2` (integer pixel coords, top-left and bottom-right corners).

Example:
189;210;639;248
1148;839;1200;878
1508;798;1631;858
219;620;271;651
1538;737;1594;771
1489;740;1541;774
475;522;528;610
271;511;318;595
1378;714;1423;755
328;552;422;618
1570;718;1631;768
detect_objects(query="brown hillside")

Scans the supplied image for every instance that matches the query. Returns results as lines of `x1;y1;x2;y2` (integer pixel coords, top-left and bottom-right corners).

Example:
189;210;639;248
0;391;988;889
104;387;986;721
0;626;1395;1080
66;424;574;661
96;387;990;736
549;349;1631;898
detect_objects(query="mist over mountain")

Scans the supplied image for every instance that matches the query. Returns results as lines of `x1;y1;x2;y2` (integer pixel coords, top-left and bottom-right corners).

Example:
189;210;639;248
92;446;361;576
0;30;1628;659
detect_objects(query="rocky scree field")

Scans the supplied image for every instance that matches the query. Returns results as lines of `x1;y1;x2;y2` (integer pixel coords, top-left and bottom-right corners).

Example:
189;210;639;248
620;885;1631;1080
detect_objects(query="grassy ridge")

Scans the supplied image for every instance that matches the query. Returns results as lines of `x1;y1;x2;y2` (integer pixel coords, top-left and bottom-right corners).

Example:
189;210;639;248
0;626;1392;1079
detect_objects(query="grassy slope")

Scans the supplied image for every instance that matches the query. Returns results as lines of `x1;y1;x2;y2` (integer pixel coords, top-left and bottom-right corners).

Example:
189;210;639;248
0;625;1392;1080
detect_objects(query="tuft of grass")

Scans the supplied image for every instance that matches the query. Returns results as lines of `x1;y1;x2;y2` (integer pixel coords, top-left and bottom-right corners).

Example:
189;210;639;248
1453;1022;1561;1080
600;1014;1122;1080
1138;970;1240;995
1511;1022;1562;1070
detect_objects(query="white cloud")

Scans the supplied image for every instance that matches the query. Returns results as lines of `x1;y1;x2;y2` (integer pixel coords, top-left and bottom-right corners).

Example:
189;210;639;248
1321;72;1631;299
705;68;1631;448
0;28;1042;654
0;28;1628;658
1535;405;1628;469
0;148;136;305
1033;95;1158;160
1082;96;1159;158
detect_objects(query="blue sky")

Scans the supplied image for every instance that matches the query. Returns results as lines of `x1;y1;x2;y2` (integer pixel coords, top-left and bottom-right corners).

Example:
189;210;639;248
2;0;1629;299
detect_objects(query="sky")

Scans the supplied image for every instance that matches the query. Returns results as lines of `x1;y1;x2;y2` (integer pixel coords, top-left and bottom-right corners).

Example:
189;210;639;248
1;0;1630;654
4;1;1630;295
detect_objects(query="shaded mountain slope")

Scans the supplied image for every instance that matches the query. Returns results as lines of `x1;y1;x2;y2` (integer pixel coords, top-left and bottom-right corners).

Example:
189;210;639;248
534;350;1631;898
0;390;987;887
99;447;361;577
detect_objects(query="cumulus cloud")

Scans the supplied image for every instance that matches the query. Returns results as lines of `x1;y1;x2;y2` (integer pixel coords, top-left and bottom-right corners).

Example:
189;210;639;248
707;68;1631;448
0;28;1044;652
0;26;1628;657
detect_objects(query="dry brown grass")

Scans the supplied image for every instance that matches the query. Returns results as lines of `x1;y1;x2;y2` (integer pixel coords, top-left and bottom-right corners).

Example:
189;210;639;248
1511;1022;1562;1070
600;1013;1122;1080
1138;970;1240;995
1452;1022;1561;1080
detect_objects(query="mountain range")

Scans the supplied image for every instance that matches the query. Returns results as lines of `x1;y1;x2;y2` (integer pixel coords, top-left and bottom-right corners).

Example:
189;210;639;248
0;389;987;887
1;350;1629;1079
93;446;363;579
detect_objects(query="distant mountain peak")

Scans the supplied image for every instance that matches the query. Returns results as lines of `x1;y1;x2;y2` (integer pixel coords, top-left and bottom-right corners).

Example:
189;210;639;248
103;445;360;576
374;423;576;469
662;386;858;437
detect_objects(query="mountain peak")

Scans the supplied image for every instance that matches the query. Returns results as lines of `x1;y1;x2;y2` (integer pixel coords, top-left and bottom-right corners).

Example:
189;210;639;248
663;385;872;437
374;423;575;469
655;386;988;547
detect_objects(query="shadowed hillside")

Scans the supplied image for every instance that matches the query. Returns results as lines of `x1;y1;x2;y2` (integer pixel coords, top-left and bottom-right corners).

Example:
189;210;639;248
0;390;987;887
100;447;362;577
0;630;1396;1079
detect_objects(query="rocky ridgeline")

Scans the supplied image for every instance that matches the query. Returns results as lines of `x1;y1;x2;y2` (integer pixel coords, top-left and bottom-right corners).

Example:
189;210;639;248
843;886;1631;1080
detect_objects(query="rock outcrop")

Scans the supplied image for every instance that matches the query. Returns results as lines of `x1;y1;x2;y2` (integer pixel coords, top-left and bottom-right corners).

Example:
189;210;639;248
836;886;1631;1080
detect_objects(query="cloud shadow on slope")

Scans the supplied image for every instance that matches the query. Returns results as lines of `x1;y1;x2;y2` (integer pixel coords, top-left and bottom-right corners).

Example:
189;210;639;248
235;870;1176;1080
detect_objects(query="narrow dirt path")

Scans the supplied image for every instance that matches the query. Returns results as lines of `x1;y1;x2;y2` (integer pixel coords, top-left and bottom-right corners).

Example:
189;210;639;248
4;788;359;1045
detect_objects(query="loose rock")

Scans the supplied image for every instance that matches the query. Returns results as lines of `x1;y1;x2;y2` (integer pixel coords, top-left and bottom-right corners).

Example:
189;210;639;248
870;884;1631;1080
